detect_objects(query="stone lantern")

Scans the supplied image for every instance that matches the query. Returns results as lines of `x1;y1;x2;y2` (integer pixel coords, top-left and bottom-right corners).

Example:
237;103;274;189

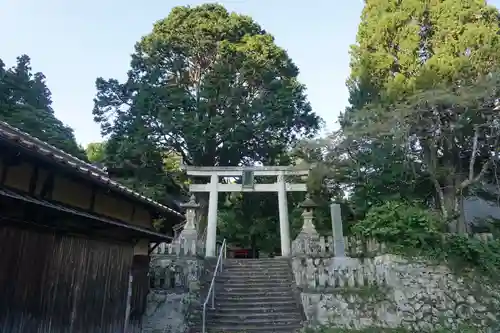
292;193;320;256
177;194;200;256
180;194;200;235
299;193;318;235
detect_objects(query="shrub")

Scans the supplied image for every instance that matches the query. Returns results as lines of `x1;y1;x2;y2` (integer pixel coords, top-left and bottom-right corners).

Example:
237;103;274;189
351;200;500;277
352;201;443;251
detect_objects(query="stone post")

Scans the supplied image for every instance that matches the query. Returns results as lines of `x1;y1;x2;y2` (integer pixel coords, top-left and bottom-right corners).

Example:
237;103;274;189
330;201;345;257
180;194;200;256
292;194;320;255
205;175;219;257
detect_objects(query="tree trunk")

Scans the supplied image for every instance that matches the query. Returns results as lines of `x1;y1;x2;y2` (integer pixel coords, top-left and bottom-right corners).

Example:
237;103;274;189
441;182;468;234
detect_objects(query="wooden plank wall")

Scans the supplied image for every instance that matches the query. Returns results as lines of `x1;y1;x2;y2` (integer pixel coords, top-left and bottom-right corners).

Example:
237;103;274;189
128;255;150;333
0;225;134;333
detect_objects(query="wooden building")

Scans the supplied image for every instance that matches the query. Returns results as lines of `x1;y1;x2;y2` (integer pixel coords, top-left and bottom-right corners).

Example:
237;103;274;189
0;121;184;333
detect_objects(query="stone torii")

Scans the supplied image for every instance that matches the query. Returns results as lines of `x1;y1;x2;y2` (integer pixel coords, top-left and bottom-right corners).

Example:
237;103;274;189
182;165;310;257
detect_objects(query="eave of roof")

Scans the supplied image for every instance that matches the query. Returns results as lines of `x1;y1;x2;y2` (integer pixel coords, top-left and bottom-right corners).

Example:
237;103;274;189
0;121;183;218
0;187;174;242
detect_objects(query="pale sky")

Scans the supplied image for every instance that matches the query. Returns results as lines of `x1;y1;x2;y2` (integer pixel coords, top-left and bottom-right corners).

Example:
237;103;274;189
2;0;499;146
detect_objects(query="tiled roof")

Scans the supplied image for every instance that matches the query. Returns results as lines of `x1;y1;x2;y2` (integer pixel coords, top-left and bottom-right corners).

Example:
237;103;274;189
0;120;183;218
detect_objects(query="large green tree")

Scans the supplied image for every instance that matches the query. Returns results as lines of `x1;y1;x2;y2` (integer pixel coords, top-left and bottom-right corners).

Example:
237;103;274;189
92;4;322;244
340;0;500;232
0;55;85;159
93;4;321;169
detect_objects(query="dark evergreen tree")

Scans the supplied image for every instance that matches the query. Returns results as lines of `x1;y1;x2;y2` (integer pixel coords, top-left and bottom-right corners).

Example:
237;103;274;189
0;55;85;159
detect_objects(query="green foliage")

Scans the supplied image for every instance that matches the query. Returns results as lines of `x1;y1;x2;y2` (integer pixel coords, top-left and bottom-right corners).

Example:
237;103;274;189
442;235;500;277
103;135;186;203
0;55;85;159
336;0;500;232
352;201;443;250
353;201;500;278
93;3;321;168
85;142;106;163
348;0;500;103
352;74;500;232
218;193;282;254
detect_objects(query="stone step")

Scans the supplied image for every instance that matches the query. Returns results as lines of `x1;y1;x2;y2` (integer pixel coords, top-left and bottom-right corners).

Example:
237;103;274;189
215;280;293;288
224;259;289;265
208;303;299;314
217;274;292;282
206;315;302;326
215;290;294;302
222;264;291;271
219;274;291;281
220;274;291;279
190;323;303;332
224;258;290;264
215;285;293;294
199;259;302;333
220;263;289;270
208;311;300;322
214;299;299;308
223;259;290;267
220;269;291;276
216;278;293;286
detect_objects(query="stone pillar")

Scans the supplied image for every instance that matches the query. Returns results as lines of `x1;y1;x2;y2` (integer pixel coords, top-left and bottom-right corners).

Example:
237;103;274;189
330;201;345;257
206;174;219;257
277;172;291;257
180;194;200;255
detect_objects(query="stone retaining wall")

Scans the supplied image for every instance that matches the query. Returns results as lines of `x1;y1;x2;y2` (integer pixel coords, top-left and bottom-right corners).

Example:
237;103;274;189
144;254;202;333
294;254;500;331
142;291;191;333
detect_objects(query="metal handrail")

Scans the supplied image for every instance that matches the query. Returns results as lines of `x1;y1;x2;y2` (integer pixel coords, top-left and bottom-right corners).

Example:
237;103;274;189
202;239;227;333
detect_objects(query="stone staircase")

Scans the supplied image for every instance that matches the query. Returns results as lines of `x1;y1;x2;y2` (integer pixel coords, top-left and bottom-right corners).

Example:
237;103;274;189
203;258;304;332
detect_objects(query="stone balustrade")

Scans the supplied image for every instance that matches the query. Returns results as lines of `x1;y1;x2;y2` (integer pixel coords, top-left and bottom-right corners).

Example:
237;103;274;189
149;256;201;290
292;235;387;258
151;238;205;257
292;233;495;258
292;256;390;290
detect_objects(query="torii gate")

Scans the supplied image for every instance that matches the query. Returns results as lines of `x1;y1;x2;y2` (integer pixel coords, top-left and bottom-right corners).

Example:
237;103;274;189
183;166;310;257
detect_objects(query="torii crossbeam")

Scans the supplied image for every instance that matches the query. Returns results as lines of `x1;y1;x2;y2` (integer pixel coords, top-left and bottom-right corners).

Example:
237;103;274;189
183;166;310;257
